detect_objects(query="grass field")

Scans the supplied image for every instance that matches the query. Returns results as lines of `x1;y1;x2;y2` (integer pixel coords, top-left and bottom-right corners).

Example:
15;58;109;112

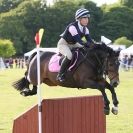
0;68;133;133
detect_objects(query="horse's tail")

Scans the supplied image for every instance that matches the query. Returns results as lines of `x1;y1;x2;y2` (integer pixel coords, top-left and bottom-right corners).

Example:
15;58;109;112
12;77;28;91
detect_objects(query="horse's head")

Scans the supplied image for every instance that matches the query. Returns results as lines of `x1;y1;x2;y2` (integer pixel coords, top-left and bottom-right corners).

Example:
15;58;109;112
107;50;120;87
83;43;120;87
85;42;120;87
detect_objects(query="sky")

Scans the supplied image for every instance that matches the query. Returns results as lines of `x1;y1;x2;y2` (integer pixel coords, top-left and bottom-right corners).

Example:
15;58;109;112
91;0;118;6
47;0;118;6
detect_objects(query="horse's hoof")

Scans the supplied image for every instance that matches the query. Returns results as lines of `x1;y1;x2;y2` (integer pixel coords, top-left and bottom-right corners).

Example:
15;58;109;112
104;106;110;115
20;88;31;96
30;91;37;96
20;91;29;96
104;108;110;115
111;106;118;115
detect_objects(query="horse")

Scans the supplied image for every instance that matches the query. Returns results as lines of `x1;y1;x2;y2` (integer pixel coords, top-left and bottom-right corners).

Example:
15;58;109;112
12;43;120;115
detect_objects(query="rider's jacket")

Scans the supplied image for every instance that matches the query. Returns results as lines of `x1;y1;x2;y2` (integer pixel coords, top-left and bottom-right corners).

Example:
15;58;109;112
61;21;92;45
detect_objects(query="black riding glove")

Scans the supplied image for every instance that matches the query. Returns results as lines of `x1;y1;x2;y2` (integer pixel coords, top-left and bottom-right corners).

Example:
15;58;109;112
84;42;93;48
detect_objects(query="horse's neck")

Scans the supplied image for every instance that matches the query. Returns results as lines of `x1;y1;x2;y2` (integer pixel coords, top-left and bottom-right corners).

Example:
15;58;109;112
87;47;107;59
84;49;107;71
77;47;109;67
94;51;106;65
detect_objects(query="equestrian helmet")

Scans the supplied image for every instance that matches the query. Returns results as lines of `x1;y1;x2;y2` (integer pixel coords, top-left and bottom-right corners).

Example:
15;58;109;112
75;8;90;20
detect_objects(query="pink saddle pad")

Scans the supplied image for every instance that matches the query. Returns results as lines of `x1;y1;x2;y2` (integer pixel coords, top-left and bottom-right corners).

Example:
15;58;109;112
48;54;61;72
48;51;79;72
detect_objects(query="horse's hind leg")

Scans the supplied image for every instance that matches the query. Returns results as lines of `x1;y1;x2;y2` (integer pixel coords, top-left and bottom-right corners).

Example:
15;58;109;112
105;82;119;115
20;85;37;96
20;71;36;96
20;79;31;96
12;75;32;96
20;85;37;97
29;85;37;96
20;82;37;96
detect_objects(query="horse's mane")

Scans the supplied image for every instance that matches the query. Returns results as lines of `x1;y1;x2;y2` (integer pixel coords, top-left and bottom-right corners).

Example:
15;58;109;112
88;43;114;56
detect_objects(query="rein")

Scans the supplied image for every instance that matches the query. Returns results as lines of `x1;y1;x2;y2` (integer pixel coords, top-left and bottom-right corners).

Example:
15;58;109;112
84;47;118;81
84;49;107;78
105;66;119;81
104;56;119;81
71;46;118;82
94;52;106;75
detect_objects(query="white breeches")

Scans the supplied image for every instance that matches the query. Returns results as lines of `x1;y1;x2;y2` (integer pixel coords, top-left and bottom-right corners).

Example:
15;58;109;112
57;38;83;60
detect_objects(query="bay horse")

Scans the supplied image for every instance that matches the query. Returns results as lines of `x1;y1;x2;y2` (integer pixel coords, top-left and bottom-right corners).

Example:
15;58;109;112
12;43;120;115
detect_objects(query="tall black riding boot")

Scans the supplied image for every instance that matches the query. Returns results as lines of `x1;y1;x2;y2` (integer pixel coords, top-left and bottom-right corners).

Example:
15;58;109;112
56;57;71;82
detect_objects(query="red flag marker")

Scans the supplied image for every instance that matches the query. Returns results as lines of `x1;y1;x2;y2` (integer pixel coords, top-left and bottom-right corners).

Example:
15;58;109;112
35;32;40;45
35;28;44;133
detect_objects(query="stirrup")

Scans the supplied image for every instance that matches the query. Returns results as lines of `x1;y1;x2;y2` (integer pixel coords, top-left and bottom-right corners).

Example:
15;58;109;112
56;74;65;82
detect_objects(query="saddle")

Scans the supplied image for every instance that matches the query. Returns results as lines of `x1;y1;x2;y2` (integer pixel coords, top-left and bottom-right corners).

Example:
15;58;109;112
48;48;84;73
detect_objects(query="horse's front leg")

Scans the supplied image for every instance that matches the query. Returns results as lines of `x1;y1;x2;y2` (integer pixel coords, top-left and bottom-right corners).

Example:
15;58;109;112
100;88;110;115
82;79;110;115
105;81;119;115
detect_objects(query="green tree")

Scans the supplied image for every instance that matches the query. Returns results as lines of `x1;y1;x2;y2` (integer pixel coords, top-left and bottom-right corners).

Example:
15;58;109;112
0;39;16;57
0;0;105;54
40;1;77;47
78;1;103;41
0;0;23;13
1;0;133;55
120;0;133;8
0;0;41;54
99;6;133;41
114;36;132;47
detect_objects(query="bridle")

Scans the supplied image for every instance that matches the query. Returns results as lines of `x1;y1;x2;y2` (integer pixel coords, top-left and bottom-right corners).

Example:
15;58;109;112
83;47;119;81
72;46;119;82
104;56;119;81
83;49;108;78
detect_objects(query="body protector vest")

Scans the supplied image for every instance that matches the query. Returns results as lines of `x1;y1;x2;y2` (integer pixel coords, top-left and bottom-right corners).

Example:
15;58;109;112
61;21;86;44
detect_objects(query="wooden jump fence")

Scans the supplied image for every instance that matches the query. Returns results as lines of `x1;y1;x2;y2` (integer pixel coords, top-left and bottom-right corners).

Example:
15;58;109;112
13;95;106;133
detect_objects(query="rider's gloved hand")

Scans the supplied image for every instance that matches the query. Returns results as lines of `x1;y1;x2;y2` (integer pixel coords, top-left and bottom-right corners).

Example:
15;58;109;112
83;42;90;48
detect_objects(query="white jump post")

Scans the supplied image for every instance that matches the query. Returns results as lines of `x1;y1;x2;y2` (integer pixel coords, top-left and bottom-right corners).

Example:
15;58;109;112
35;28;44;133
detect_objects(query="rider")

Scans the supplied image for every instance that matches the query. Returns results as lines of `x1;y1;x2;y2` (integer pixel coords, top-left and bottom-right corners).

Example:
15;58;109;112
56;8;93;82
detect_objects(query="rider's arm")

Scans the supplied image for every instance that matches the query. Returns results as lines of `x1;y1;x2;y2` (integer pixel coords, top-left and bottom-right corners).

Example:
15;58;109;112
69;25;84;45
85;28;93;46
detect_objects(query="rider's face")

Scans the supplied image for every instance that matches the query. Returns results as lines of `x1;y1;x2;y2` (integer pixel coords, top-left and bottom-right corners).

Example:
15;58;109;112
79;17;89;26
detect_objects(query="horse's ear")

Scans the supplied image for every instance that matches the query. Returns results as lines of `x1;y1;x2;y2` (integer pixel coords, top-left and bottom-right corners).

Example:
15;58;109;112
115;50;120;56
101;42;106;45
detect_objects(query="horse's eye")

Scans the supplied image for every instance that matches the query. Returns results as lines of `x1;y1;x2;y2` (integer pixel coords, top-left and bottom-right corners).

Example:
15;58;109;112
109;63;113;66
115;60;120;65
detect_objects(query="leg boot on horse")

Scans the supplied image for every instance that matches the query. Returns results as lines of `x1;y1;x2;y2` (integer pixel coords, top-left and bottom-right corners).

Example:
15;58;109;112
56;57;71;82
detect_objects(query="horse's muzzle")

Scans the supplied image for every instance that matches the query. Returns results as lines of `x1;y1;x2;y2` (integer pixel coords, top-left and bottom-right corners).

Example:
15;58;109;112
110;80;120;88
